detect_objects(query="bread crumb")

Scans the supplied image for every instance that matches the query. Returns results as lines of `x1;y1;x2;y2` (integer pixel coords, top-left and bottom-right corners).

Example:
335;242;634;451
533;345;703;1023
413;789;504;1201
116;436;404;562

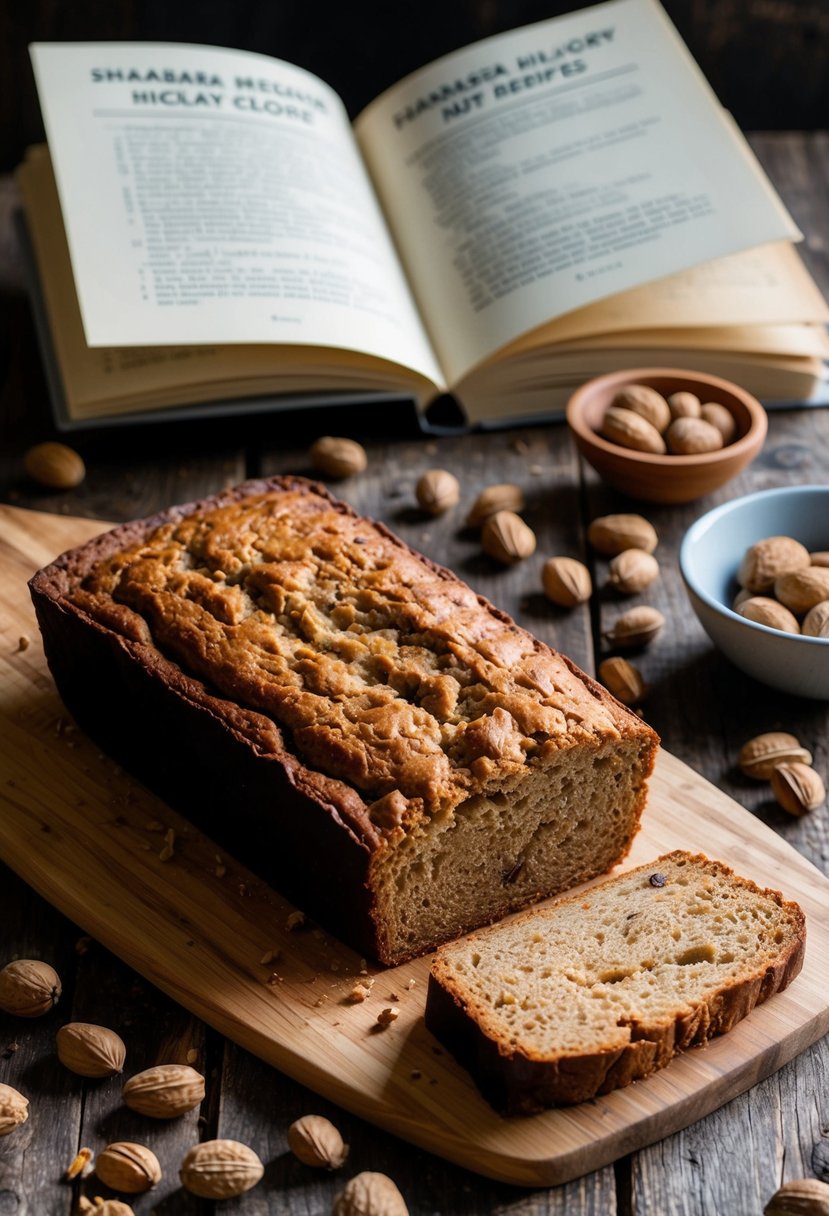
406;978;416;990
186;1048;198;1064
215;864;227;878
410;1069;422;1080
145;818;165;832
159;828;175;861
349;983;372;1003
376;1006;399;1028
389;992;400;1002
286;910;306;931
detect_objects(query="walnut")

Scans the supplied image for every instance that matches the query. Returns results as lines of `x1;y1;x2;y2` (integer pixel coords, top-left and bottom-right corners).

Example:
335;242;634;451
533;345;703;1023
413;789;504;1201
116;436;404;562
287;1114;349;1168
56;1023;126;1077
309;436;367;479
95;1142;161;1194
179;1139;264;1198
0;959;61;1017
122;1064;205;1118
0;1083;29;1136
415;469;460;515
333;1171;409;1215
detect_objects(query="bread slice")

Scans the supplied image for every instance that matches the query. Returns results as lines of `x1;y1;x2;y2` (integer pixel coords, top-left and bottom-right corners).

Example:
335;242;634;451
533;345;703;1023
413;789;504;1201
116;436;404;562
426;851;805;1113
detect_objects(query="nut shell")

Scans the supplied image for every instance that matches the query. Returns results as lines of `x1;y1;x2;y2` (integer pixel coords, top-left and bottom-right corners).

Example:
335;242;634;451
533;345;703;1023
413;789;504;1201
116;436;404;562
738;536;811;594
466;483;524;527
604;606;664;649
541;557;592;607
764;1177;829;1215
57;1022;126;1077
179;1139;264;1199
611;384;671;433
601;406;666;454
95;1142;161;1194
122;1064;205;1118
607;549;659;595
333;1171;409;1216
665;417;723;455
802;600;829;638
309;436;367;479
415;469;459;516
23;442;86;489
737;597;800;634
667;390;702;420
775;567;829;616
287;1114;349;1169
700;402;737;444
0;1083;29;1136
481;510;536;564
597;657;647;705
771;763;826;816
587;514;658;556
737;732;812;780
0;959;61;1017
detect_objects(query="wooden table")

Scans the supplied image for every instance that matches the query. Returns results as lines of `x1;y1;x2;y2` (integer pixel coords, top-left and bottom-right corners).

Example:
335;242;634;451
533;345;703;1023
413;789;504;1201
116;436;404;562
1;133;828;1215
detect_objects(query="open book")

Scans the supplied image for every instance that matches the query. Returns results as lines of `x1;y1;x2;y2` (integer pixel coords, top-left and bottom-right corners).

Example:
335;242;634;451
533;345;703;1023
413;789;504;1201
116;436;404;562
19;0;829;430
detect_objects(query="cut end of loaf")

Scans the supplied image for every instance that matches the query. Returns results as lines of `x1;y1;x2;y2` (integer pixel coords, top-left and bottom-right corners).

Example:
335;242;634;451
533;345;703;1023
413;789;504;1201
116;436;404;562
426;852;805;1113
369;731;656;964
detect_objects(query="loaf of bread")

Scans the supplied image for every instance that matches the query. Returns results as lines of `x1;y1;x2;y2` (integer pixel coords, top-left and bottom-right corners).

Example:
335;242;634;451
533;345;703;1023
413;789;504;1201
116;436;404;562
29;476;657;964
426;851;805;1113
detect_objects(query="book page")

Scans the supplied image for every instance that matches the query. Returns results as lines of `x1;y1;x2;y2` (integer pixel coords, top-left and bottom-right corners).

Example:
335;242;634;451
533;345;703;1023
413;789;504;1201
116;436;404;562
355;0;801;386
29;42;443;386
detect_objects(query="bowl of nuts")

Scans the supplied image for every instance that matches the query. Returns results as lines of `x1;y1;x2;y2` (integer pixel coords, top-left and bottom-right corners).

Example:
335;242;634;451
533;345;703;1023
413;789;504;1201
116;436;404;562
679;485;829;699
565;368;767;503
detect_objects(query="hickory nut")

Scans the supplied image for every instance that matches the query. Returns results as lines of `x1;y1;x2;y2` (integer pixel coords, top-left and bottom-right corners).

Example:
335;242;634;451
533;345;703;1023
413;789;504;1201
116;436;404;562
542;557;592;607
481;510;536;563
598;657;647;705
607;549;659;595
57;1022;126;1077
0;1083;29;1136
333;1171;410;1216
803;600;829;638
179;1139;264;1199
604;606;664;649
0;959;61;1017
737;597;800;634
415;469;459;516
287;1114;349;1169
738;733;813;780
611;384;671;433
700;402;737;443
668;390;702;420
600;406;666;454
775;567;829;616
466;483;524;527
764;1177;829;1214
122;1063;205;1118
738;536;811;594
771;763;826;816
23;441;86;489
587;514;658;556
95;1142;161;1194
665;416;723;455
309;436;367;479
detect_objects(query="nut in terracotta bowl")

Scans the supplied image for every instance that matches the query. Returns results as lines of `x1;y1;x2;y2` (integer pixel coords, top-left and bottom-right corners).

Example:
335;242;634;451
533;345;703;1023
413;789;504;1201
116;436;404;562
566;369;767;504
679;486;829;700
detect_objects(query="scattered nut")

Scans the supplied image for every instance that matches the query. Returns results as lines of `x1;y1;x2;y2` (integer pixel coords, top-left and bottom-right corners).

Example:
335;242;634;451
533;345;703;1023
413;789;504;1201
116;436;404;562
737;733;813;780
0;959;61;1017
309;437;367;479
287;1114;349;1169
86;1203;135;1216
57;1023;126;1077
587;514;658;556
481;511;536;564
122;1064;205;1118
286;910;306;931
349;983;373;1003
23;442;86;489
542;557;592;606
95;1143;161;1194
611;385;671;433
665;417;723;455
179;1139;264;1199
415;470;459;515
333;1171;409;1216
771;763;826;816
65;1147;94;1180
598;657;647;705
607;549;659;595
764;1178;829;1215
600;406;666;454
466;483;524;527
604;606;665;649
667;390;702;420
700;402;737;443
803;600;829;638
775;567;829;616
0;1083;28;1136
738;537;811;594
737;597;801;634
376;1006;400;1028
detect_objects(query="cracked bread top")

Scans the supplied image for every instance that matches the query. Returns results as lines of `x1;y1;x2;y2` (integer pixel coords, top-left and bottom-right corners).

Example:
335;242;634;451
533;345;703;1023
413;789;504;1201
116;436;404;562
60;477;653;830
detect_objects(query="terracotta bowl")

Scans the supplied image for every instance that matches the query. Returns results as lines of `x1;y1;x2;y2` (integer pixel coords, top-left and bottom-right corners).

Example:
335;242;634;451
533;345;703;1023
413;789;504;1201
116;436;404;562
565;368;768;504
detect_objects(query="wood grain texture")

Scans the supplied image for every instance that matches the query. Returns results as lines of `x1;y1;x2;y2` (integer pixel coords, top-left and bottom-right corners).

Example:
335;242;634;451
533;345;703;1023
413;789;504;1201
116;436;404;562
1;505;828;1191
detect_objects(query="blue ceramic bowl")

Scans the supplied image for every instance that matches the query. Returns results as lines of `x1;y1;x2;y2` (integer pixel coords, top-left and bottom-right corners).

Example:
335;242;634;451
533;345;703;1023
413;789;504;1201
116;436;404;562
680;486;829;699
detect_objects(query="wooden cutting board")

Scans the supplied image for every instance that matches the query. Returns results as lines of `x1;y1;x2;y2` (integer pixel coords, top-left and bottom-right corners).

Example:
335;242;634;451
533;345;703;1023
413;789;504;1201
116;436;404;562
2;504;828;1187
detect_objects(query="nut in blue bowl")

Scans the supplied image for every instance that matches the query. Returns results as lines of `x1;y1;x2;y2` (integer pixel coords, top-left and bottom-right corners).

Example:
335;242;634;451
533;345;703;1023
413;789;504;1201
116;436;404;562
680;486;829;699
